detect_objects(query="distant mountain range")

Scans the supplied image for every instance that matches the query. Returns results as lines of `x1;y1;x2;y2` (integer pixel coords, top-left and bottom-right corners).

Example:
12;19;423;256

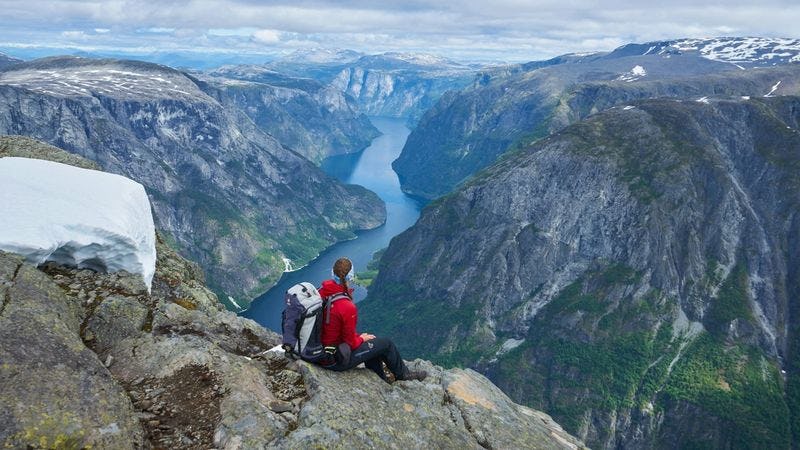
628;37;800;66
393;37;800;200
219;51;480;123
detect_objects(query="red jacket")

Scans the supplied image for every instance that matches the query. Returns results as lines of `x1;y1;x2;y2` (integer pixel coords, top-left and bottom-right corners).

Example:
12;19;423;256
319;279;363;350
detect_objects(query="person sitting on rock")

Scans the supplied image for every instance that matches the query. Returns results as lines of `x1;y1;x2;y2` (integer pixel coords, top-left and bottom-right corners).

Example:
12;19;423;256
318;257;427;383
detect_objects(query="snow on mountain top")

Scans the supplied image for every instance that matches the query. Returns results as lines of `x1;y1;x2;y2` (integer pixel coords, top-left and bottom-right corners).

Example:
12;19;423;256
211;64;281;77
764;80;782;97
617;65;647;82
381;52;456;66
0;57;208;100
280;48;364;64
640;37;800;66
0;157;156;290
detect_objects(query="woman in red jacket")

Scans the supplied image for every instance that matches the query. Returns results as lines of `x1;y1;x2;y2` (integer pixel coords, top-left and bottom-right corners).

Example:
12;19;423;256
319;257;426;383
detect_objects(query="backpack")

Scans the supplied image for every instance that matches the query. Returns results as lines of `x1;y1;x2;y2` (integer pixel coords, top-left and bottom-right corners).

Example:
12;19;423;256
281;282;350;364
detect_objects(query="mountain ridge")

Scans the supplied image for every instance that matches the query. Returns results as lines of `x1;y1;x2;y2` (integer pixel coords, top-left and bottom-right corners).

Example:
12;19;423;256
363;95;800;448
393;41;800;200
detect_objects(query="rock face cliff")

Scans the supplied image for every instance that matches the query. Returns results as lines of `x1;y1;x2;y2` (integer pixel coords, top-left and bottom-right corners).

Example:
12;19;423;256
0;58;386;307
394;38;800;200
199;69;379;164
0;149;583;449
262;52;477;123
362;96;800;448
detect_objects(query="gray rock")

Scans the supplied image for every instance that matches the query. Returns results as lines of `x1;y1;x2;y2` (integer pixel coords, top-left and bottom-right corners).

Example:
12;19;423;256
0;252;144;449
86;295;149;354
442;367;583;449
268;400;294;413
273;360;584;449
0;135;99;169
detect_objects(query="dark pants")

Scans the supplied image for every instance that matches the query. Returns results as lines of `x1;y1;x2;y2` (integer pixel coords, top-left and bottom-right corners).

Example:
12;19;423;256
329;336;409;381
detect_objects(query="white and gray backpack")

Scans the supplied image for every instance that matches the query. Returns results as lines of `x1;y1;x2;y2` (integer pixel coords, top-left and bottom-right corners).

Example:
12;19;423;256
281;282;349;363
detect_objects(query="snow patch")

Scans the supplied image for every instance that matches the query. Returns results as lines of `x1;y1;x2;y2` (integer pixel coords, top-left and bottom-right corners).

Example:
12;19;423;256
227;296;242;309
0;65;208;101
623;105;636;110
696;96;710;104
497;338;525;355
764;80;782;97
617;65;647;82
668;37;800;65
0;157;156;290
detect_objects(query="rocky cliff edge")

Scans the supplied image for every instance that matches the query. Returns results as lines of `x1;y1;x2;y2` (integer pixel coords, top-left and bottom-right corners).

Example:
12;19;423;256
0;150;582;449
0;245;583;449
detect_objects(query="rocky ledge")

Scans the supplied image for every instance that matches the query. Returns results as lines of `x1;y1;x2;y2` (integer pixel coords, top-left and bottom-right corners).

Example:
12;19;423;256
0;238;583;449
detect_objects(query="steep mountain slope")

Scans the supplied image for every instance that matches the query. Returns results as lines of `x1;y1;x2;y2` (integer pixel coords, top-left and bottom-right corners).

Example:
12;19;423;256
394;38;800;200
0;57;385;307
328;53;476;120
257;52;478;123
361;96;800;448
0;143;583;449
199;69;379;164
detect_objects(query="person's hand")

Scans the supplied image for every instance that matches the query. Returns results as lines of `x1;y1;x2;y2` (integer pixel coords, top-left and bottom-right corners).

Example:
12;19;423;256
360;333;375;341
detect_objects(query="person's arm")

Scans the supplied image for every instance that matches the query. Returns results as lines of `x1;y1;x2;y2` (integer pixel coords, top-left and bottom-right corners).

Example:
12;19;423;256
340;301;364;350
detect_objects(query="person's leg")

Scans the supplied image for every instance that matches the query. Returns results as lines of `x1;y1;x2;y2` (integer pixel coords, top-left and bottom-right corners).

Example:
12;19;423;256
341;337;410;379
369;337;409;379
362;357;388;381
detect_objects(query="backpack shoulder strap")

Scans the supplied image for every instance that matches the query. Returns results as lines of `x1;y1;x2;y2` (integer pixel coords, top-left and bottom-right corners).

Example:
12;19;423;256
324;291;352;324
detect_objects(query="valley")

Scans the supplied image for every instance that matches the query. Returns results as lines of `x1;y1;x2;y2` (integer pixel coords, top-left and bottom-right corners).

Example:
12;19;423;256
243;116;423;330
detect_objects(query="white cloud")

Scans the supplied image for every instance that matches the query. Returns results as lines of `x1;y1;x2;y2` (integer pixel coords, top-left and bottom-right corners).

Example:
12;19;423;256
209;27;258;37
1;1;799;62
252;29;283;44
138;27;175;34
61;30;89;40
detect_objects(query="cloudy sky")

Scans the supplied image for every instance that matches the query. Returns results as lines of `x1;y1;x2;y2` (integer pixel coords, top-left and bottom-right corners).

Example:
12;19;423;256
1;0;799;64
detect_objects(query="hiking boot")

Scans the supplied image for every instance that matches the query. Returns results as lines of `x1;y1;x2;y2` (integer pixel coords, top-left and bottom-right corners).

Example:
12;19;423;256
401;369;428;382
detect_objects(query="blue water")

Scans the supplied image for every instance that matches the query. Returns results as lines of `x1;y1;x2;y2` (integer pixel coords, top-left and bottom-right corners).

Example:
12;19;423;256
241;117;424;332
